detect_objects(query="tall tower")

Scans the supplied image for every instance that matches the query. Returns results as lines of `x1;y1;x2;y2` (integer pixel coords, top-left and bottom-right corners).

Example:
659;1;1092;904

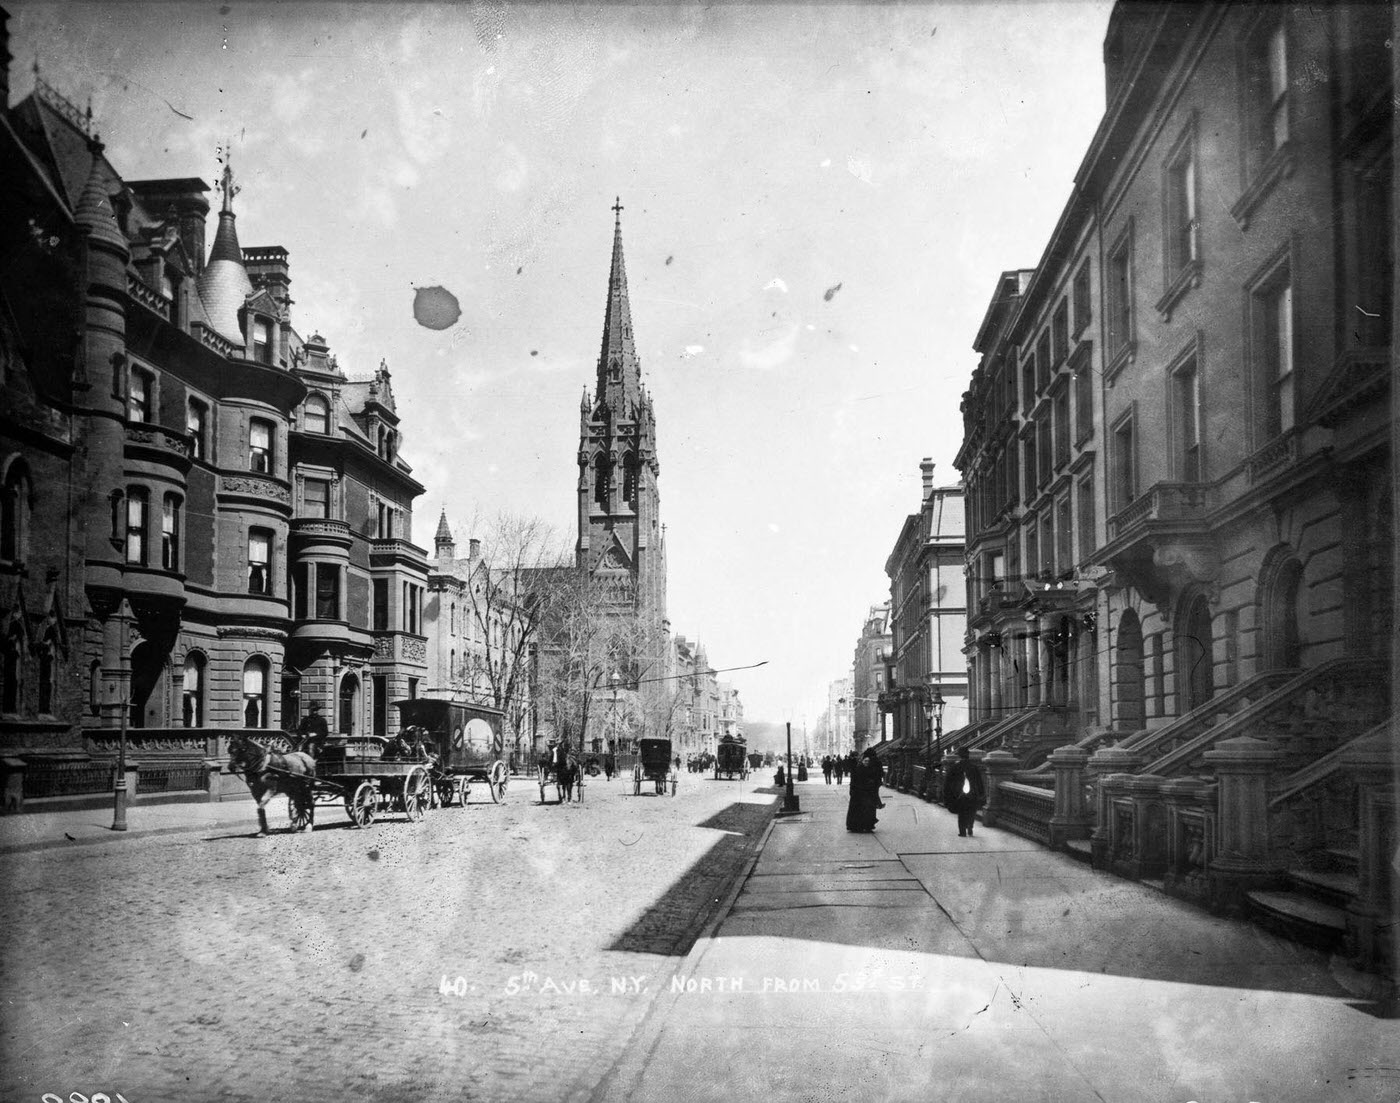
576;199;667;643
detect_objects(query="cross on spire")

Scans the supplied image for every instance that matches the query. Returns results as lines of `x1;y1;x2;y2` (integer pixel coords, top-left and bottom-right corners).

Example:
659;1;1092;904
219;155;240;214
612;196;624;223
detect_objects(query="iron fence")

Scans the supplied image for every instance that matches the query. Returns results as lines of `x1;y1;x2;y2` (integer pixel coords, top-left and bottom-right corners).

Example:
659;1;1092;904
135;762;208;794
22;762;117;799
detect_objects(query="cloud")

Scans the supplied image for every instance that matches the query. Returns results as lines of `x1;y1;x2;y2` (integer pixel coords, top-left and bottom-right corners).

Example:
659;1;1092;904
679;345;704;359
738;323;800;371
763;277;788;293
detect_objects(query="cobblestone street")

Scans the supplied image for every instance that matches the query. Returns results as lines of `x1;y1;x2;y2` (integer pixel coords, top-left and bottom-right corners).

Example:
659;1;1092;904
0;773;777;1103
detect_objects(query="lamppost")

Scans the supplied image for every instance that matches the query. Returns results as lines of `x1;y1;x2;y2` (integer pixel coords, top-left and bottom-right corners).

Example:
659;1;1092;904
923;681;945;761
112;687;130;831
609;669;620;756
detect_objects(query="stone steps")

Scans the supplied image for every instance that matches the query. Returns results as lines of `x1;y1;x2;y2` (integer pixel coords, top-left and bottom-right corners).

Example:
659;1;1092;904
1246;889;1348;951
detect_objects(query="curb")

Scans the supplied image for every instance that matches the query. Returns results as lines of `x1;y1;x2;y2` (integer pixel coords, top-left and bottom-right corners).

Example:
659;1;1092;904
586;797;782;1103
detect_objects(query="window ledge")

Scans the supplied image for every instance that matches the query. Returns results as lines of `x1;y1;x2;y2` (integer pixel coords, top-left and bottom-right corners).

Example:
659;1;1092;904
1230;141;1297;232
1155;259;1202;322
1104;341;1136;386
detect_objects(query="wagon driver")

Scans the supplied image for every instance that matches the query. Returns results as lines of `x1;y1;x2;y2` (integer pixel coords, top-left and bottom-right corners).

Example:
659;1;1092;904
297;700;329;757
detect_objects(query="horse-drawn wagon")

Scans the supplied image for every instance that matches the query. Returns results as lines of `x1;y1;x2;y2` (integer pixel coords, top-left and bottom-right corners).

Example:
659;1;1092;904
227;730;435;832
634;736;678;796
714;734;748;780
394;698;509;806
537;741;583;803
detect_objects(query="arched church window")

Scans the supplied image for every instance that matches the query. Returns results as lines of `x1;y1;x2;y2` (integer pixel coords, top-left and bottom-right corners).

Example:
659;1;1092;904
594;454;611;507
622;454;637;506
1;460;32;563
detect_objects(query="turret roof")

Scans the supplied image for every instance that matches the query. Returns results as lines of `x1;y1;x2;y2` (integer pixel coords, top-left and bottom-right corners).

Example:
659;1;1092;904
195;162;251;344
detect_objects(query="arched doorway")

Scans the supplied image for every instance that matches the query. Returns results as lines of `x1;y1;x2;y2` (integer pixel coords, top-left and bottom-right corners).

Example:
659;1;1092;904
1263;557;1303;670
130;641;169;729
1177;594;1215;713
1114;609;1145;731
339;673;360;736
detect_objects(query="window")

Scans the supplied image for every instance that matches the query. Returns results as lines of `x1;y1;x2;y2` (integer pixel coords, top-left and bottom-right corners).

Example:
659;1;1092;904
1073;260;1091;335
403;583;421;633
1077;473;1095;564
303;478;331;519
1107;229;1134;358
1040;511;1055;577
1022;428;1038;501
1113;412;1136;509
161;494;181;571
249;419;273;473
372;674;389;737
248;529;272;595
373;579;389;631
315;563;341;620
125;488;148;565
1021;356;1036;415
187;400;208;460
989;550;1006;590
1056;495;1072;576
243;657;268;728
1074;362;1094;445
1165;137;1199;279
1;461;31;563
252;317;273;364
1172;356;1202;481
1245;17;1289;178
303;395;329;435
1052;300;1069;367
1147;633;1166;717
377;502;396;539
292;562;308;619
1253;264;1294;441
1053;388;1070;469
128;369;152;422
182;653;205;727
1036;412;1052;487
407;677;419;700
1036;332;1051;393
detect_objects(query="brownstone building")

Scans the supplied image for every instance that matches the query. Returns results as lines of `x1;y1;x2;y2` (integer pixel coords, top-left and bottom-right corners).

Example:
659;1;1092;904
0;48;426;808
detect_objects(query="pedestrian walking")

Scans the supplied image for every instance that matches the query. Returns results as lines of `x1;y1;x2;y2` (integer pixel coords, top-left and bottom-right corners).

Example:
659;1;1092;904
845;748;883;833
833;756;844;785
943;746;986;837
822;755;833;784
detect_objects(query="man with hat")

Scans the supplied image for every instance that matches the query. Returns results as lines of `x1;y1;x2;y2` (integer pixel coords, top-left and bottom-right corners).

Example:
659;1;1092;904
943;746;986;838
296;700;330;757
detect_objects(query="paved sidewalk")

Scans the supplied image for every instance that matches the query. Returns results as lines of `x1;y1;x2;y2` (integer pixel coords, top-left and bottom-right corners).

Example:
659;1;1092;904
0;796;263;853
597;780;1397;1103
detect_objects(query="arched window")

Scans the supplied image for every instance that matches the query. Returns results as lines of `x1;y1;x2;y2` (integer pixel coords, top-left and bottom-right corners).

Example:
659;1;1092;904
182;652;206;727
622;454;637;507
339;673;360;736
1114;609;1145;731
243;657;269;728
1;460;32;563
594;453;611;507
303;394;329;435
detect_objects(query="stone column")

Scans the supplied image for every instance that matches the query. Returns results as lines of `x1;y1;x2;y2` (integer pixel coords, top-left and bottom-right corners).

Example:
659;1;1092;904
1161;776;1214;901
1126;773;1166;879
988;644;1004;718
1024;634;1041;708
1087;746;1144;867
1048;744;1093;848
979;749;1018;828
1203;736;1285;911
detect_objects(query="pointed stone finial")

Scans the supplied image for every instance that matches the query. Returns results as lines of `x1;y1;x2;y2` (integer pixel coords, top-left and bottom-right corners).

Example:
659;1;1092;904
219;159;238;214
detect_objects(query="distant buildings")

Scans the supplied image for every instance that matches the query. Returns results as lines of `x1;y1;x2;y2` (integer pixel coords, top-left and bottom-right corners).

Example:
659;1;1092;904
849;603;890;752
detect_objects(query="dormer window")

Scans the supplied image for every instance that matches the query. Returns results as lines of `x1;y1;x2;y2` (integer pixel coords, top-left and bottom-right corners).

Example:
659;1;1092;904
253;317;274;364
303;395;329;435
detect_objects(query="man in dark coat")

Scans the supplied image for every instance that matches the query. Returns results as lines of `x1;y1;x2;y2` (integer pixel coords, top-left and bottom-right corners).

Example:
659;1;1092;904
296;701;329;757
944;747;987;837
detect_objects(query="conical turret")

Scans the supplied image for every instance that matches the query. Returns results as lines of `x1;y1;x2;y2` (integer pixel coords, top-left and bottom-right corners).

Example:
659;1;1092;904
196;160;252;344
596;198;641;411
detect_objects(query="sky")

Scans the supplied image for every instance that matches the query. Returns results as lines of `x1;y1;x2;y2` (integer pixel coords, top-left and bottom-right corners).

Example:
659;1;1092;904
9;0;1114;725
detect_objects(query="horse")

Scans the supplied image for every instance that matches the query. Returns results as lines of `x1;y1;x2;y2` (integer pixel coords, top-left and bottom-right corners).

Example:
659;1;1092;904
227;732;318;835
538;750;580;803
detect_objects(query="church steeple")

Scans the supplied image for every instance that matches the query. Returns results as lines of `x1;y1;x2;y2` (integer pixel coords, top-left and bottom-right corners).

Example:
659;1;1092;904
597;197;641;413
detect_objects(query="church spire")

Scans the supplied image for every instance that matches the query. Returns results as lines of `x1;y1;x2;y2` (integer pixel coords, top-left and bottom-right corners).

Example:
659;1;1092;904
597;197;640;410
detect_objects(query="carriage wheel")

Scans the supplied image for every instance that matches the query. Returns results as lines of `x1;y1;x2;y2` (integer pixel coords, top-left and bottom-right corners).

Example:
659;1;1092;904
435;776;457;808
347;781;376;828
402;767;430;822
489;761;508;803
288;788;314;831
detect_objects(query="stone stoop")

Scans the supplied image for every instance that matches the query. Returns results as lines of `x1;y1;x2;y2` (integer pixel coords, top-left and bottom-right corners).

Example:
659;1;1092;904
1245;848;1359;952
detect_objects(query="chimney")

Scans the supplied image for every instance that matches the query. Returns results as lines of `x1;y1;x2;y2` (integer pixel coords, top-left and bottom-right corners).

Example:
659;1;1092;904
469;538;481;560
920;457;936;501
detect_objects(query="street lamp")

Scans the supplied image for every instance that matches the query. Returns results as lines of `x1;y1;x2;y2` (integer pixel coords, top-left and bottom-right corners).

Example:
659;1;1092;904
609;670;620;756
923;683;945;762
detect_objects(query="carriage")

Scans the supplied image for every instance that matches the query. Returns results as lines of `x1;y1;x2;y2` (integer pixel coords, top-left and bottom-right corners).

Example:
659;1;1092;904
714;734;749;780
394;699;509;807
227;730;437;832
634;737;678;796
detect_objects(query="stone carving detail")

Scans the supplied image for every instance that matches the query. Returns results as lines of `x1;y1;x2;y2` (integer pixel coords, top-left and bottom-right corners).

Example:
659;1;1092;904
401;637;426;662
216;626;288;642
220;475;291;503
88;733;209;753
374;636;393;657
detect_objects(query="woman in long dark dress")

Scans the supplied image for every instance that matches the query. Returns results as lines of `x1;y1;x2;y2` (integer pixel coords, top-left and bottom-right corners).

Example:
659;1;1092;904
845;749;883;832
